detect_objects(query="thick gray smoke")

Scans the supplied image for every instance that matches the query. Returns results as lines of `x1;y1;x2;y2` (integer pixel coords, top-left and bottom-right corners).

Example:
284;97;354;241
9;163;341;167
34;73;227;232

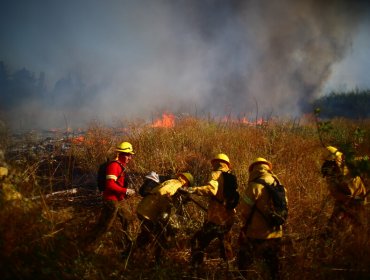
0;0;369;129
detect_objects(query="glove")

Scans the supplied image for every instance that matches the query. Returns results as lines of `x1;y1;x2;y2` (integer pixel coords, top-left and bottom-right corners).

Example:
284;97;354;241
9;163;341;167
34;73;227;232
185;187;195;194
178;187;195;195
353;196;364;205
177;187;189;195
160;212;169;222
126;189;136;196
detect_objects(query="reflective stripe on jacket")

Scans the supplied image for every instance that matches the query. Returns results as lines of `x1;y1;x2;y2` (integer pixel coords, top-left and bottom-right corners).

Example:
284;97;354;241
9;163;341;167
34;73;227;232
103;160;127;201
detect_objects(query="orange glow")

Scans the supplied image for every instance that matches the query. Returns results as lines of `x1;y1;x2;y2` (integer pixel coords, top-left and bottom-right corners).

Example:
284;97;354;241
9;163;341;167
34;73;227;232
152;113;175;128
70;135;85;144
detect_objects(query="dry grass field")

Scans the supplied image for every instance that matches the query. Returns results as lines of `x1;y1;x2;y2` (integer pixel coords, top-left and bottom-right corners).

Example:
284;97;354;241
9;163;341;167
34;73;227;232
0;115;369;280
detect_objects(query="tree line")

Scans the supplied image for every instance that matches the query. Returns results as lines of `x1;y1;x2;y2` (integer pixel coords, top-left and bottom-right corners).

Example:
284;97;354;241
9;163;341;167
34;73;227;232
310;89;370;119
0;61;91;112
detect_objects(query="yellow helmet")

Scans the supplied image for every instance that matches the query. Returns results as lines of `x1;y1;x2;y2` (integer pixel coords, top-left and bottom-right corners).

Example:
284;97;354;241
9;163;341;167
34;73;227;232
325;146;342;160
211;153;230;167
116;142;135;154
178;172;194;187
249;157;272;172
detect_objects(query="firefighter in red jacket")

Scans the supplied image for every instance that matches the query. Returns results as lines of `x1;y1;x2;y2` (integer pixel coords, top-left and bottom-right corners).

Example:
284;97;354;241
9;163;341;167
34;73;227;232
84;142;136;253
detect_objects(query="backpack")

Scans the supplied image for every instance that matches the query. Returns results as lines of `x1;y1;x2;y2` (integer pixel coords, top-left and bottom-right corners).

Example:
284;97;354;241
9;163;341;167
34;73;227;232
222;171;240;210
321;160;341;178
97;159;125;192
254;176;288;228
138;171;172;197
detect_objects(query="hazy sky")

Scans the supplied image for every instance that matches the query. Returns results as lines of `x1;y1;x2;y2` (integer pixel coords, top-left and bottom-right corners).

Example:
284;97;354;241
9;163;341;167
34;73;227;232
1;0;370;129
324;16;370;91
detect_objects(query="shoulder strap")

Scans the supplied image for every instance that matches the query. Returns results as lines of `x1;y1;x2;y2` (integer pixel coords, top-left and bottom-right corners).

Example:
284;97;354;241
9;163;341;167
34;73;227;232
250;177;274;224
110;160;126;186
254;177;275;187
113;159;125;169
272;175;281;186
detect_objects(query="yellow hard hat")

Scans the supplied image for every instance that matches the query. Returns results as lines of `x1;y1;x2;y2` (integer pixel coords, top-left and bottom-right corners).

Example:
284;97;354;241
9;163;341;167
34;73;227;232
249;157;272;172
178;172;194;187
116;142;135;154
211;153;230;167
325;146;342;160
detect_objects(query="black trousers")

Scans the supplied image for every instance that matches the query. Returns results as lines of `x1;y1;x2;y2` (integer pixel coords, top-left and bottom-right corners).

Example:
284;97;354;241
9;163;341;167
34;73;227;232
190;221;233;266
237;237;282;280
135;214;175;263
84;200;132;249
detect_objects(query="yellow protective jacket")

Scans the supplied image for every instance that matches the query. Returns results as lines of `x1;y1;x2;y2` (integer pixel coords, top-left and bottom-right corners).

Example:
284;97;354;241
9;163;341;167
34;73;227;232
136;178;184;221
238;164;286;239
192;162;235;226
325;163;367;207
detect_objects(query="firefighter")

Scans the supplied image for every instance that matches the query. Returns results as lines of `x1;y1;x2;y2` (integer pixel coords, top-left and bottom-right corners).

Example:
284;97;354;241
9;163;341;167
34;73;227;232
83;142;136;254
188;153;236;268
237;158;286;280
135;172;194;264
321;146;367;231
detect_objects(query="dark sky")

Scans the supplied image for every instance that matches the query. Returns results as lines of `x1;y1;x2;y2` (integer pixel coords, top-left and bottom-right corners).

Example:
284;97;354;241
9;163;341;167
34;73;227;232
1;0;370;129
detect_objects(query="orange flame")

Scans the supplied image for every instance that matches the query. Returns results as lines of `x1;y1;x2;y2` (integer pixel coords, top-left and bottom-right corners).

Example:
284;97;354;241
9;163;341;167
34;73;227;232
70;135;85;144
240;117;265;125
152;113;175;128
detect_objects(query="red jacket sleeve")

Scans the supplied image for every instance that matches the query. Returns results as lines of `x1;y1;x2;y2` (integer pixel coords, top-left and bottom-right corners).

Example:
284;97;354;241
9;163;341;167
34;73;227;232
103;161;127;200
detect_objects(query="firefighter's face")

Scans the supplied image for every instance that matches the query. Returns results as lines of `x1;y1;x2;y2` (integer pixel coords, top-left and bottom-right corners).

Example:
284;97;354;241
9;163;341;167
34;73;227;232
119;152;133;164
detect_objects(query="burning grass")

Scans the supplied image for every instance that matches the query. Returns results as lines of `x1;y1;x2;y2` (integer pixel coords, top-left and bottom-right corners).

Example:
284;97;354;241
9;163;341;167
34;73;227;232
0;116;370;279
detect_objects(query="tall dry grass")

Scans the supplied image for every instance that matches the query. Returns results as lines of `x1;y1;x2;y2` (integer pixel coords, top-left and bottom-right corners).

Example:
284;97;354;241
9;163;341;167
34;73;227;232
0;116;369;279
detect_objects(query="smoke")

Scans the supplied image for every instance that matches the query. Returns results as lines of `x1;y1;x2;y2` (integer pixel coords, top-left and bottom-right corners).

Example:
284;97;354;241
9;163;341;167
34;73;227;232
239;0;368;115
0;0;369;129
